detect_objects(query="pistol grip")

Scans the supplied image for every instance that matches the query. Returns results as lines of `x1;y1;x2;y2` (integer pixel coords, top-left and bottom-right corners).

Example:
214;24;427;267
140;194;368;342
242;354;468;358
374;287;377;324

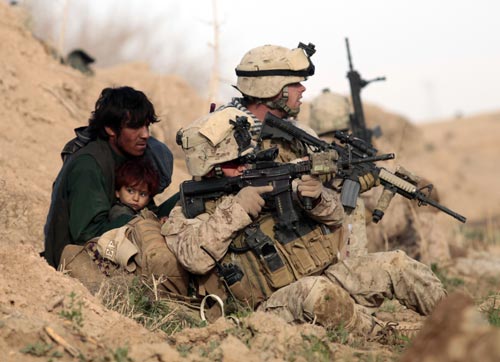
302;196;313;210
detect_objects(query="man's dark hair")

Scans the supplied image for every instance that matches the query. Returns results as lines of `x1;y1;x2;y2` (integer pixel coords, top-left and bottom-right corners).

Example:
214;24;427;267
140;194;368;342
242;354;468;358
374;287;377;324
88;86;159;139
115;158;160;196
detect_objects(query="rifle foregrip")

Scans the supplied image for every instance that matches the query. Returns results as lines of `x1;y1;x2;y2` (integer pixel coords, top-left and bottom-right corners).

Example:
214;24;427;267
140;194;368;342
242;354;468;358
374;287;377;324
373;187;396;223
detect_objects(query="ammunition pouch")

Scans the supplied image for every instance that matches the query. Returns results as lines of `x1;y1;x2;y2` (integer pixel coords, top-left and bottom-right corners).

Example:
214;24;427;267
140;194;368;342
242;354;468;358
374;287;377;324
217;214;344;308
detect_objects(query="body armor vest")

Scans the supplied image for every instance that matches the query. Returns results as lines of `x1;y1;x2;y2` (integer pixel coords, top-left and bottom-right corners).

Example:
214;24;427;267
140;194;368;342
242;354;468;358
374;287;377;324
199;198;345;309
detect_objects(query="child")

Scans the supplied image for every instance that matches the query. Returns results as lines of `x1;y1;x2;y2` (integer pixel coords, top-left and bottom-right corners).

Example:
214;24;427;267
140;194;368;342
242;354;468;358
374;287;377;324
109;158;160;221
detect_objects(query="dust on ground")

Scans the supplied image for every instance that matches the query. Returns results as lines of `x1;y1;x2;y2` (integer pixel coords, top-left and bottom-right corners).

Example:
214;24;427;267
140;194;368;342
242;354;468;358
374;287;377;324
1;3;500;361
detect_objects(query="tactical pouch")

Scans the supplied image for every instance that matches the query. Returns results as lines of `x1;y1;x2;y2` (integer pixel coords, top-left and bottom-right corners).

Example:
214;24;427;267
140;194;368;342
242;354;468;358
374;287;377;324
242;223;294;289
202;258;266;309
224;253;277;308
244;226;285;272
226;280;255;304
275;224;343;278
260;259;295;289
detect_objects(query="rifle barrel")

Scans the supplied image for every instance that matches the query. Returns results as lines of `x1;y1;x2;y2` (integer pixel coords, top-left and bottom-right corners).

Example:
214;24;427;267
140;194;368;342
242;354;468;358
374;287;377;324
340;153;394;167
417;194;467;223
345;37;353;71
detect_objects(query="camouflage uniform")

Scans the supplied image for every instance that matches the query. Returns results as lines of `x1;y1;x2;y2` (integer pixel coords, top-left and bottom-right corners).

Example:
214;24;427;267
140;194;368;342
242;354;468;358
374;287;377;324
163;44;445;334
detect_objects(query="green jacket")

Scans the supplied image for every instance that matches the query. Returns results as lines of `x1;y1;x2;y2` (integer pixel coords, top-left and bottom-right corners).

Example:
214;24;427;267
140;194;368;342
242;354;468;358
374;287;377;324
43;138;131;267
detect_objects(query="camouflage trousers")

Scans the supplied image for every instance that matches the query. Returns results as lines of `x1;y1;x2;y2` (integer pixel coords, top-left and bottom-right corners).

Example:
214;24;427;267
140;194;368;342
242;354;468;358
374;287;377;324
257;250;446;334
59;214;189;296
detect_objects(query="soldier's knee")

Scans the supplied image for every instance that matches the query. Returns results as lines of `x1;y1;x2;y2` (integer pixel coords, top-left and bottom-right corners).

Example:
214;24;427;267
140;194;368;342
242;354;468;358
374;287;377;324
142;244;189;295
303;277;355;329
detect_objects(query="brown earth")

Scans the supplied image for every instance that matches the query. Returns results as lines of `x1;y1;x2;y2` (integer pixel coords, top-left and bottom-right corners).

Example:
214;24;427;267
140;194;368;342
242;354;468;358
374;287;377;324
1;3;499;361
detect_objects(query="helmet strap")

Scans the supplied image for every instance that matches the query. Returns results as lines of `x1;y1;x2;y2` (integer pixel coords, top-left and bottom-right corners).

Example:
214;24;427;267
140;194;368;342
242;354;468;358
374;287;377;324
262;86;300;118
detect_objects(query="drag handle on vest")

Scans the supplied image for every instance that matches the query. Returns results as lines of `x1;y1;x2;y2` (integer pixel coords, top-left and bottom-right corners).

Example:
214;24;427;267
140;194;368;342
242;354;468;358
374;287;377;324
200;245;243;286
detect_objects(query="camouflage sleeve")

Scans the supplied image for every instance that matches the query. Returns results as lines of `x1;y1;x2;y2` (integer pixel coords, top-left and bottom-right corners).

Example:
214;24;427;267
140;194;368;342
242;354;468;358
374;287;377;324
161;195;252;274
306;187;345;226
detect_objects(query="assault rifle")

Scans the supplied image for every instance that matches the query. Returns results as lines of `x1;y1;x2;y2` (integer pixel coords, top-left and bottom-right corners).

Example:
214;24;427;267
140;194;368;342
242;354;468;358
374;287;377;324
260;112;467;224
179;134;392;229
345;37;385;144
180;160;308;232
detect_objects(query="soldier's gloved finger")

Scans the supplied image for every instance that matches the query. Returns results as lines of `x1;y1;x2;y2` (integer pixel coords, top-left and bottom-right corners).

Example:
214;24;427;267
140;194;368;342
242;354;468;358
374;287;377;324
235;186;268;216
298;181;323;199
300;189;322;199
237;186;268;199
299;175;322;188
300;174;315;182
358;176;368;191
303;179;323;189
298;183;321;193
358;172;379;193
318;173;333;184
253;185;274;195
359;176;370;192
249;201;264;218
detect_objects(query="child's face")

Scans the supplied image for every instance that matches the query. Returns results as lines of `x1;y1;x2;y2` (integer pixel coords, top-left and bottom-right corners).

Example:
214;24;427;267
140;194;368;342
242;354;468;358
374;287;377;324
115;183;151;211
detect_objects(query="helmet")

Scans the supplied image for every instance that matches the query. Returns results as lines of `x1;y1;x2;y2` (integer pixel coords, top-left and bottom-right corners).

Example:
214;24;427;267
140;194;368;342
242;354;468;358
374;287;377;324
309;88;350;135
177;108;255;177
235;42;315;99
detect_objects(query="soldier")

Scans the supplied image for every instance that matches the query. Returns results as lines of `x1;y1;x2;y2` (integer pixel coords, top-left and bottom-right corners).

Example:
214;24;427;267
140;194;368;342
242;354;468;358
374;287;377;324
308;88;452;264
161;43;446;335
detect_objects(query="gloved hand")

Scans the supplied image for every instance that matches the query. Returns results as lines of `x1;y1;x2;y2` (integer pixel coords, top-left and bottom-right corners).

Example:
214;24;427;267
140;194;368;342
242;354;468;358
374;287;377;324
318;173;334;185
297;175;323;200
358;171;380;193
234;185;273;218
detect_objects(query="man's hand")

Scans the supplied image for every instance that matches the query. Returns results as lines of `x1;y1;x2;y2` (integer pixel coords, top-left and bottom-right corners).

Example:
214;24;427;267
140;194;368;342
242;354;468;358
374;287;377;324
358;171;380;193
234;185;273;218
297;175;323;200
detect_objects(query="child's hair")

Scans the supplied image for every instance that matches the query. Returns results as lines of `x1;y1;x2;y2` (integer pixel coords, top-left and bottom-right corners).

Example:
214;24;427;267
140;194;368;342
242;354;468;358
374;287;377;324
115;158;160;196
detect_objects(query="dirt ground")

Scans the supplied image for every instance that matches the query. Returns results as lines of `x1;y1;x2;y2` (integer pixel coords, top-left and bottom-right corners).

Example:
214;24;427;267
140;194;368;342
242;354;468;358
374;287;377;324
1;3;499;361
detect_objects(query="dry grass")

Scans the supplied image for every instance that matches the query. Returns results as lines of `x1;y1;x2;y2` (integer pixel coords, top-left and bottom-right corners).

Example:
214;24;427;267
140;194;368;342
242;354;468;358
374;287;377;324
96;275;203;335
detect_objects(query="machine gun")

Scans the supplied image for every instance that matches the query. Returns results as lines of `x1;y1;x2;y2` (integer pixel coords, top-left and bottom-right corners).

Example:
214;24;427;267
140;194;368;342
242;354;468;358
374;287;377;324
345;37;385;144
260;112;467;224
